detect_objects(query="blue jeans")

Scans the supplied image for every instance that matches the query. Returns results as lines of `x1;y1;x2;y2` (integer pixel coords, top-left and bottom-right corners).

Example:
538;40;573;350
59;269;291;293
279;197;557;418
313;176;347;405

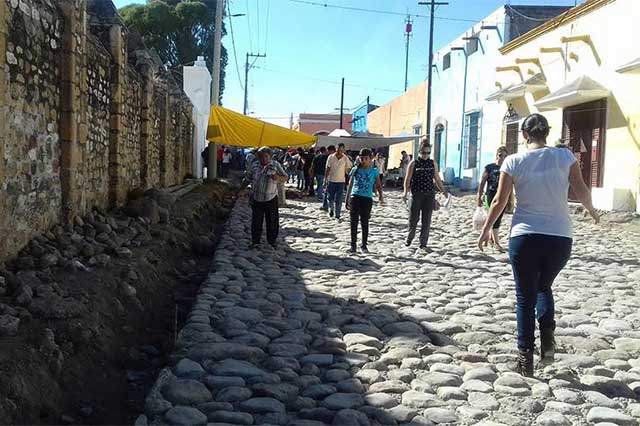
315;175;325;200
326;182;345;218
509;234;572;351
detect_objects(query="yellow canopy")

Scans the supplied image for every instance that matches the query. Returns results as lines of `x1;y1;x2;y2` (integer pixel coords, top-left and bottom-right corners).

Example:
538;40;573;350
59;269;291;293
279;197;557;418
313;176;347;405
206;105;316;148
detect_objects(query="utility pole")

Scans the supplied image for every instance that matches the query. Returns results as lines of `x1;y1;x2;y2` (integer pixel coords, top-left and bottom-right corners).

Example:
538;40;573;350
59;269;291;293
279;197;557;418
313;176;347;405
419;0;448;145
339;77;345;129
208;0;224;181
404;15;413;92
243;52;266;115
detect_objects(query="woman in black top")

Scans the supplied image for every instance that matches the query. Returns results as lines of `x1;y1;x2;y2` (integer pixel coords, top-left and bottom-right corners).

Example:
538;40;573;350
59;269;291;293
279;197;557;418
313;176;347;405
477;146;509;250
402;139;448;251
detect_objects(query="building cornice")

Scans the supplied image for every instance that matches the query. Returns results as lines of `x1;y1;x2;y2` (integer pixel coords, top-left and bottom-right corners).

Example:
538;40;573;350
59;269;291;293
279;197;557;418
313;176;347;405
500;0;616;54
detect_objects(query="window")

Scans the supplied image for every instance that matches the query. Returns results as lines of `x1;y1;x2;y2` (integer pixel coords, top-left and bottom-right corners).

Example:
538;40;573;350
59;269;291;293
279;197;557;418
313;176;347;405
434;124;445;167
443;53;451;70
463;111;481;169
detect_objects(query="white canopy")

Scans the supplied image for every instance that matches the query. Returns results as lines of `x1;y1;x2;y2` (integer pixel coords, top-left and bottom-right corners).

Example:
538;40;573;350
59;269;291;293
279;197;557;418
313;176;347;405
315;134;418;151
534;76;609;111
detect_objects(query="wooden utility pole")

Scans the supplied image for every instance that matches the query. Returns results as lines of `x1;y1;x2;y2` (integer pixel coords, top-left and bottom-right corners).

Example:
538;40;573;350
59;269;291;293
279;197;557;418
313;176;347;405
208;0;224;181
419;0;448;144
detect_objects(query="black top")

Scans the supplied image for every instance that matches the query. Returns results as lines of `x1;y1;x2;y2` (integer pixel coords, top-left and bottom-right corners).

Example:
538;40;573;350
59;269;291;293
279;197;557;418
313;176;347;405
411;158;436;193
484;163;501;194
312;154;329;175
303;153;315;172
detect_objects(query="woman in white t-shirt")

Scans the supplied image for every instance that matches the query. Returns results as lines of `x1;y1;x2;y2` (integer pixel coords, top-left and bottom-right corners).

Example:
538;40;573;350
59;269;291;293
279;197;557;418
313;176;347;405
478;113;599;377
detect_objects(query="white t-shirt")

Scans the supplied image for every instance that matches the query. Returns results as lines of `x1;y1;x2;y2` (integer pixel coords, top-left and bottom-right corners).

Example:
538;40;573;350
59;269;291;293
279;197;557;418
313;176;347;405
326;154;353;183
501;147;577;238
222;152;232;164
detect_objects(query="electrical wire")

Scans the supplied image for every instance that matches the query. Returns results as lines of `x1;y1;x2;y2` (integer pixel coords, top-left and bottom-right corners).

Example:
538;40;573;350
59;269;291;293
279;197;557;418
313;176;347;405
253;65;403;94
227;1;245;91
506;4;566;22
287;0;493;24
256;0;261;52
264;0;271;55
246;0;254;52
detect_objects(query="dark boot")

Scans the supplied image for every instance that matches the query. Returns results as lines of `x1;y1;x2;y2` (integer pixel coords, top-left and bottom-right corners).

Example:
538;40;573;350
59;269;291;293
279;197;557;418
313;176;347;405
516;349;534;377
540;327;556;365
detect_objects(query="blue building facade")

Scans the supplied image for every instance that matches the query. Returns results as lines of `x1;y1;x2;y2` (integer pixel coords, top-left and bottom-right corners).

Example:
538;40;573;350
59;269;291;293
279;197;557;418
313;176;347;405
429;5;571;189
351;102;379;134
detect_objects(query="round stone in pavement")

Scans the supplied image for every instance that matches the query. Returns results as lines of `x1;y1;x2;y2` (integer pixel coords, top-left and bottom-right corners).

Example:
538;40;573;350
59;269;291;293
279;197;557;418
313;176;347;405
534;411;571;426
401;391;446;409
321;393;364;410
364;392;398;408
206;410;254;425
463;368;497;383
164;406;207;426
423;408;459;424
239;397;286;414
467;392;499;410
216;386;252;402
332;409;370;426
162;379;213;405
586;407;638;426
175;359;205;379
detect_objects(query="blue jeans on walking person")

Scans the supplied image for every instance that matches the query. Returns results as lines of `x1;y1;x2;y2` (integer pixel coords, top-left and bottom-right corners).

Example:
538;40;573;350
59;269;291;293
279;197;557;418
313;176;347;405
509;233;572;352
315;175;325;201
326;182;345;218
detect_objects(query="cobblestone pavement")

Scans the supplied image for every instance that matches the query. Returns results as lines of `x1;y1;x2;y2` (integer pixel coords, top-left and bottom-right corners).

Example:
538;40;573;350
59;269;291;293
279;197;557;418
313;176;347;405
140;190;640;426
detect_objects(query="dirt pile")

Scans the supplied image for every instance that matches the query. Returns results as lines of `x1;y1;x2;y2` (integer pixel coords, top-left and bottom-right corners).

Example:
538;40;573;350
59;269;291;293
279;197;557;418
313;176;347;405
0;181;237;425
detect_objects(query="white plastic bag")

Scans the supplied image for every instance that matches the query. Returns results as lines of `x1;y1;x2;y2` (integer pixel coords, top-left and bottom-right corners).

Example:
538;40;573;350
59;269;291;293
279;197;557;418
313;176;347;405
473;207;487;232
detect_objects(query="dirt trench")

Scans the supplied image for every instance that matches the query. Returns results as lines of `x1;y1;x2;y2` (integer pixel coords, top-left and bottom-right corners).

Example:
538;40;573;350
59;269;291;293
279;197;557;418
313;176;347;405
0;181;237;425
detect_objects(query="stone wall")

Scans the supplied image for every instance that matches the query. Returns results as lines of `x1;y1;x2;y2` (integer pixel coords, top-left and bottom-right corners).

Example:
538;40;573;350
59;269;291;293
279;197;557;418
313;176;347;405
0;0;63;259
84;35;112;210
0;0;196;260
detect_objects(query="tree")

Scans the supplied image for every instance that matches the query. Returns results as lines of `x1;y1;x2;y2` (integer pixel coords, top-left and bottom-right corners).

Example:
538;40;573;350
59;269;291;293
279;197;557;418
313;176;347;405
120;0;227;102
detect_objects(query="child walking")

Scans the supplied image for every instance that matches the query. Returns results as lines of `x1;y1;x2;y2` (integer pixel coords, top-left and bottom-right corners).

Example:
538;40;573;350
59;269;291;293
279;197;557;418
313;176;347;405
346;149;384;253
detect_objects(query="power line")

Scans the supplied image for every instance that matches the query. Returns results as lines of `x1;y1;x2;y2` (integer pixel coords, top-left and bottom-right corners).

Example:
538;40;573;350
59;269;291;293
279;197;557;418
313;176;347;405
246;0;253;52
264;0;271;55
227;1;244;91
256;0;261;52
287;0;486;24
253;65;403;94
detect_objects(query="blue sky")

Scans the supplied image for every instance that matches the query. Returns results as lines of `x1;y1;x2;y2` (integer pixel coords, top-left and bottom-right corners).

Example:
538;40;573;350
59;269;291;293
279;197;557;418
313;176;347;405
113;0;583;127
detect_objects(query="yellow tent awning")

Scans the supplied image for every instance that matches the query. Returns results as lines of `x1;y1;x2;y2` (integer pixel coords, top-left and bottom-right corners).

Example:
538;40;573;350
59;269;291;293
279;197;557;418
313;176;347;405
206;106;316;148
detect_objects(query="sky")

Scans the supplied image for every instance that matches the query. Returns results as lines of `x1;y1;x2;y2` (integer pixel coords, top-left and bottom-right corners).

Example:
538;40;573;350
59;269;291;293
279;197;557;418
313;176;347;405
113;0;583;127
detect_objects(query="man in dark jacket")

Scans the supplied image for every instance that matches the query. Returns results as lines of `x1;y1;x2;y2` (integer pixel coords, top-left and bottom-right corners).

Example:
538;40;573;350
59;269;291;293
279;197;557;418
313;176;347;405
311;146;329;202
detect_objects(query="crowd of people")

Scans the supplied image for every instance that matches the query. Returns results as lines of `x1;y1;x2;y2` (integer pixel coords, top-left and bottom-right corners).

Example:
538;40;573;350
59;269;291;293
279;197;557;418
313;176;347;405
243;112;600;377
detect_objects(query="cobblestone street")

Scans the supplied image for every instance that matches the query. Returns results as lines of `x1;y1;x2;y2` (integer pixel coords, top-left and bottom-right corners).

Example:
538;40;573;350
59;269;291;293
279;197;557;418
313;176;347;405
142;189;640;426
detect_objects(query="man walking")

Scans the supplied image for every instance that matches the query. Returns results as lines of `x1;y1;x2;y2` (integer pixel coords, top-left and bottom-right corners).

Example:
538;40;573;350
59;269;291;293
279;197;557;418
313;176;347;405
324;143;352;220
311;147;329;202
249;147;288;249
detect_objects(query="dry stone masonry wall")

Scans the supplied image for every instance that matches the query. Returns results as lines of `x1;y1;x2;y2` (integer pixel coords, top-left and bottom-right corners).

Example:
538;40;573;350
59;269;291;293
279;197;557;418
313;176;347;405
0;0;196;260
1;0;63;260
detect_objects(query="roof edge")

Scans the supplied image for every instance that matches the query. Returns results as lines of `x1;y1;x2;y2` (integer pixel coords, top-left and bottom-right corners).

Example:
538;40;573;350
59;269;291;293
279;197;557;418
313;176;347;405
499;0;617;54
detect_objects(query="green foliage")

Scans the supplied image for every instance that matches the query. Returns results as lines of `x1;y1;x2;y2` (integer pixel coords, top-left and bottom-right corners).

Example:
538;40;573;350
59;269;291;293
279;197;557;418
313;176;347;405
120;0;227;101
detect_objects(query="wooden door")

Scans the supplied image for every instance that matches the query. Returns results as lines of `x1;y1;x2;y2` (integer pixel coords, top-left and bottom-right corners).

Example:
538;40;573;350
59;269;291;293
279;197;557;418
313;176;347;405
562;100;606;200
505;122;519;155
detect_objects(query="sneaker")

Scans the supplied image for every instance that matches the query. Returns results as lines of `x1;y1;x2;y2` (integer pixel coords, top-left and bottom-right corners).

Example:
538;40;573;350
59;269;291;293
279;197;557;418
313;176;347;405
540;328;556;365
419;246;433;253
361;245;369;253
348;245;357;254
405;239;412;247
515;349;534;377
329;210;334;218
